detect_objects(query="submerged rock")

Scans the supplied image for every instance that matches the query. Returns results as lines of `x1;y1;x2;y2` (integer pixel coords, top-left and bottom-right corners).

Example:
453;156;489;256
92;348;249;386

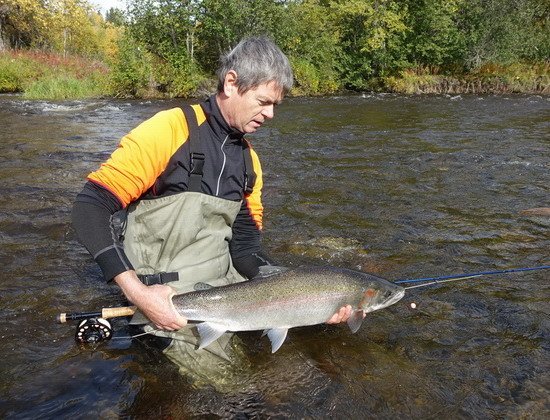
520;207;550;217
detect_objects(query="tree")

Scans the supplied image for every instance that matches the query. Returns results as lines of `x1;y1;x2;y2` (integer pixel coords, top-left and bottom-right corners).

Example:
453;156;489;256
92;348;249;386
0;0;115;58
105;7;126;26
126;0;199;61
457;0;550;68
331;0;409;89
195;0;289;73
0;0;52;49
404;0;465;70
278;0;342;94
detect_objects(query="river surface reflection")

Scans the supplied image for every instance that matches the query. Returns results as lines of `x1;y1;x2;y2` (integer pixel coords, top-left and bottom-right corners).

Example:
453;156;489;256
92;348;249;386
0;94;548;418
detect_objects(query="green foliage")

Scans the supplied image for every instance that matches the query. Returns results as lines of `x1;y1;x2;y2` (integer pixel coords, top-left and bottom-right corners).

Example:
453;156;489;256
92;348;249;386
457;0;550;69
281;0;342;95
332;0;409;89
152;52;206;97
0;0;117;59
0;52;41;92
105;8;126;26
127;0;198;60
109;32;154;97
3;0;549;98
405;0;465;69
291;57;339;96
195;0;290;73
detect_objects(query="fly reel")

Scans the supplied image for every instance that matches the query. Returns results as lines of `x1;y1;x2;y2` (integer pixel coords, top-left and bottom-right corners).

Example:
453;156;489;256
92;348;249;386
57;305;136;345
75;317;113;344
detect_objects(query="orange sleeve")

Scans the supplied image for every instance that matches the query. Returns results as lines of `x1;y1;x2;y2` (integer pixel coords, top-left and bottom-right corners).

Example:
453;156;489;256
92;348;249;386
87;106;205;207
245;146;264;230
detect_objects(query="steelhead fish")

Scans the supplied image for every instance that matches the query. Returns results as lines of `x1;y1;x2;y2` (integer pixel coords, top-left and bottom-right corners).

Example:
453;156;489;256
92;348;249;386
172;266;405;353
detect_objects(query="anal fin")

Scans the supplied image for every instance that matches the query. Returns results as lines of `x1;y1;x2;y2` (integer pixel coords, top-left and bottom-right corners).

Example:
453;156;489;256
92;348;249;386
195;322;227;349
265;328;289;353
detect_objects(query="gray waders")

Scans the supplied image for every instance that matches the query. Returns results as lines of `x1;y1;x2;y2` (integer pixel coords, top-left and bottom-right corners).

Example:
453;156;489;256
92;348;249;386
123;191;249;383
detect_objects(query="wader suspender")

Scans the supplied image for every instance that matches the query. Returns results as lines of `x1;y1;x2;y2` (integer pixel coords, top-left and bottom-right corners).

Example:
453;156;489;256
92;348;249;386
242;139;256;196
181;105;204;193
181;105;256;196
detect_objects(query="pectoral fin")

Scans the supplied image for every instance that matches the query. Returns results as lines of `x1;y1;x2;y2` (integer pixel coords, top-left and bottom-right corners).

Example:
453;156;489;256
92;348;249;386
347;310;365;333
265;328;289;353
193;282;213;291
195;322;227;349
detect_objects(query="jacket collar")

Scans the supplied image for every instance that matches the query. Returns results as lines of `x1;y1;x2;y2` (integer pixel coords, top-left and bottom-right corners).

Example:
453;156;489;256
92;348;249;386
201;94;243;143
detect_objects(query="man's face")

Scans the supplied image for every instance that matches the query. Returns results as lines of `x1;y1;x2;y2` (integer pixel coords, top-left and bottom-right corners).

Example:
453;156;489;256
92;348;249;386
221;75;284;134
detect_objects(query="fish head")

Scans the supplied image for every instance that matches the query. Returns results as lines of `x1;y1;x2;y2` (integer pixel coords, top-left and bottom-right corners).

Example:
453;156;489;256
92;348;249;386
357;281;405;313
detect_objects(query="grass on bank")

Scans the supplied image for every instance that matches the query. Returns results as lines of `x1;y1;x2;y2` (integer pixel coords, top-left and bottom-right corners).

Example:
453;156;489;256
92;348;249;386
0;50;111;99
384;62;550;94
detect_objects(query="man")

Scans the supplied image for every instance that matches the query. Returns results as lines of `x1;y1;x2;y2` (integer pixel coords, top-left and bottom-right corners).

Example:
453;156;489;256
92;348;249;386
72;37;351;373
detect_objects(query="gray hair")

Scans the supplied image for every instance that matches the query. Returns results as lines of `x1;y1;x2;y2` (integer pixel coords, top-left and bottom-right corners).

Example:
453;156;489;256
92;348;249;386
217;37;294;95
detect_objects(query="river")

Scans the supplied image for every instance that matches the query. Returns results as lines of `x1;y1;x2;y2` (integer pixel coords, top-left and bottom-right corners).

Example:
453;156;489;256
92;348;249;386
0;93;548;418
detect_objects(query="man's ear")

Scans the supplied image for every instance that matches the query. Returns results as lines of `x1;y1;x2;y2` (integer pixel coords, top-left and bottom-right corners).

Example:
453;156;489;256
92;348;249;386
223;70;238;97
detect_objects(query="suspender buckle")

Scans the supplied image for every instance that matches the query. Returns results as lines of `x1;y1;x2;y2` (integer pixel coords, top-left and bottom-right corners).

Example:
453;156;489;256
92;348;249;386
190;152;205;174
137;272;179;286
243;173;254;195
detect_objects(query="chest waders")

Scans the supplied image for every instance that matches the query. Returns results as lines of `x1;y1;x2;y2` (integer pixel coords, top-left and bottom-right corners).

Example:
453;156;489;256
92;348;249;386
123;106;249;377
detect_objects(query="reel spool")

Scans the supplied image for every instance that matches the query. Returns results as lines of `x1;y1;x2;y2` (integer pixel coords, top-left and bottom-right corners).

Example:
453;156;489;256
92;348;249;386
75;317;113;344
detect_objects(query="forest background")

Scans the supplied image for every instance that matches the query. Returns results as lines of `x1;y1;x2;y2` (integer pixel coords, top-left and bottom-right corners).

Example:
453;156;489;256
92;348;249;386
0;0;548;99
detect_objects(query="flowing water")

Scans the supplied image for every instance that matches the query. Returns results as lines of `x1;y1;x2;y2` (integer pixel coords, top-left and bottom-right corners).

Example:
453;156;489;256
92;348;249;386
0;93;548;418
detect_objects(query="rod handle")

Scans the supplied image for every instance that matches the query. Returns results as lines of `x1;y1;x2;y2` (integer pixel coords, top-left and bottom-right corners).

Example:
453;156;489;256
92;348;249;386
101;306;137;319
56;306;137;323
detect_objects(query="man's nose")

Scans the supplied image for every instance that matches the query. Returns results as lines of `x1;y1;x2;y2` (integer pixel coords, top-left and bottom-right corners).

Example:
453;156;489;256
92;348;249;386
262;104;274;119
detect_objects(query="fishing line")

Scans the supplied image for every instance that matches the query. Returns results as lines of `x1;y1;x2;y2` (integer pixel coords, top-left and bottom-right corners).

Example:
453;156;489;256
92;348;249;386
111;329;162;341
403;275;481;290
394;265;550;286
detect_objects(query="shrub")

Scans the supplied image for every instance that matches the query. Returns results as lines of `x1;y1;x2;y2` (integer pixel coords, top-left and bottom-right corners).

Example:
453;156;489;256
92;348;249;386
109;33;154;97
0;52;42;92
291;57;340;96
152;53;206;98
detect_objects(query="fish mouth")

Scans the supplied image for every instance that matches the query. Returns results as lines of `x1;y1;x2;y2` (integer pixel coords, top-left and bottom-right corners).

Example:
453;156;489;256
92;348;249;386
387;288;406;306
364;288;406;313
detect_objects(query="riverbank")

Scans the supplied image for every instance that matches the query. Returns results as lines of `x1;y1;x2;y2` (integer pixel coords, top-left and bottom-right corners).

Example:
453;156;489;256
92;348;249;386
1;50;548;99
384;63;550;95
0;50;110;100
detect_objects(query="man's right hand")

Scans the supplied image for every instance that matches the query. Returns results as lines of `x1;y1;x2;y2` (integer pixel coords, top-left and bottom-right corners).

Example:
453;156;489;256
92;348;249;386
114;270;187;331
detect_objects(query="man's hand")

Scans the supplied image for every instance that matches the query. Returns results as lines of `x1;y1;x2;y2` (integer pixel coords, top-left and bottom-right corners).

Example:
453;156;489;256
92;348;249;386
326;305;364;324
114;270;187;331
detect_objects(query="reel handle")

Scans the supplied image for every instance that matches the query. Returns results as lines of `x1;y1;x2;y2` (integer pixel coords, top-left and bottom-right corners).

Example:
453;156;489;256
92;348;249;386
57;306;137;323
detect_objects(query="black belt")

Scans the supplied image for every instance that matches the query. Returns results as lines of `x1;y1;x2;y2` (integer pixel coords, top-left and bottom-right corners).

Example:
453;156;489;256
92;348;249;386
137;272;179;286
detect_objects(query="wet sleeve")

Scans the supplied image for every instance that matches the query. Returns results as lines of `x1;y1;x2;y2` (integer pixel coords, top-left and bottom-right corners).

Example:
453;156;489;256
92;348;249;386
230;202;277;278
72;181;134;281
230;150;277;278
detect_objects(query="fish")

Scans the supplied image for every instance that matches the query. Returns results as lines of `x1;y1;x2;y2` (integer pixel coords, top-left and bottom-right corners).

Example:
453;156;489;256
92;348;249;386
171;265;405;353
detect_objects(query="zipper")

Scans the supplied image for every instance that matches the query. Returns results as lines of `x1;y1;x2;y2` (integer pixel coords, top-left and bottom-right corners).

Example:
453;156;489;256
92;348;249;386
215;134;229;196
